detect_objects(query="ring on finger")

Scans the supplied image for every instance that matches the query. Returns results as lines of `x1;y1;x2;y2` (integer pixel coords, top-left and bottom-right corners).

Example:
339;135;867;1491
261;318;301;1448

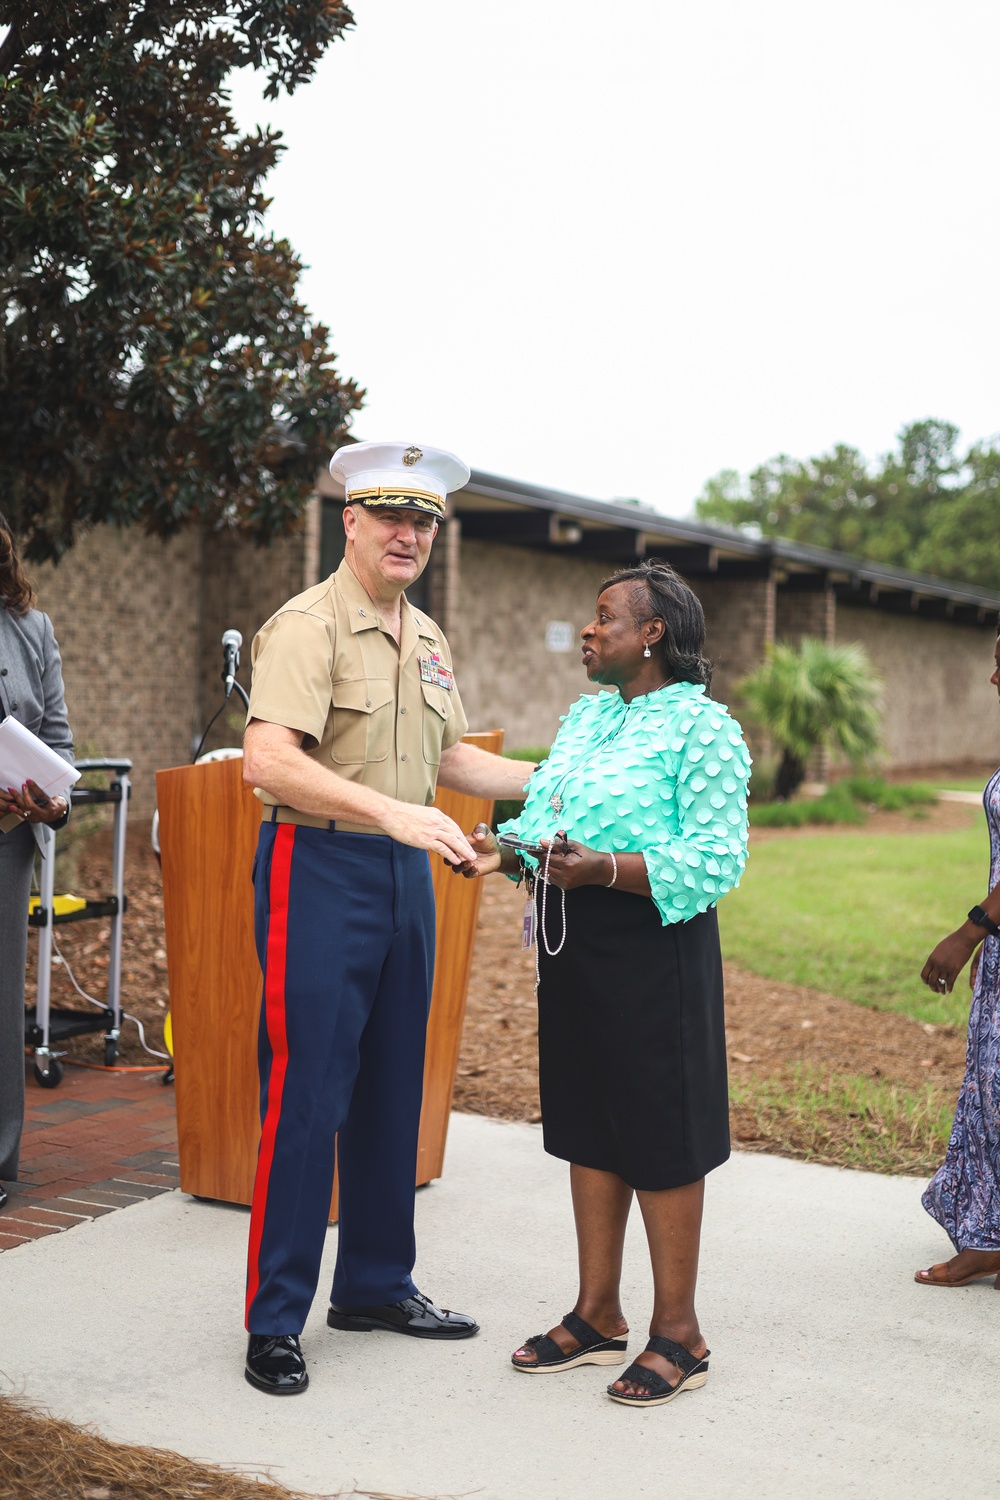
937;976;947;990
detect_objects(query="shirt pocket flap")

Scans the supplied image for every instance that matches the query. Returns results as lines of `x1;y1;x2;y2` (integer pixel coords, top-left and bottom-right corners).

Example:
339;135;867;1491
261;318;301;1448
331;679;394;714
420;682;452;719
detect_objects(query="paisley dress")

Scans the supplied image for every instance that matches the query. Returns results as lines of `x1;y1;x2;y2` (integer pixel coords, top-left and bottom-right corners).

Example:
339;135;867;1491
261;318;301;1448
922;765;1000;1251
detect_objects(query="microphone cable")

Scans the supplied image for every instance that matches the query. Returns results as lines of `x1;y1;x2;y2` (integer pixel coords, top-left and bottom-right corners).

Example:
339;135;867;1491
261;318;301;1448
50;929;171;1061
192;629;250;762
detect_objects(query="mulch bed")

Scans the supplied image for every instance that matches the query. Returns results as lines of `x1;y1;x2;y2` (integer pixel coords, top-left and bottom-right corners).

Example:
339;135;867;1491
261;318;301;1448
26;802;977;1161
455;868;968;1123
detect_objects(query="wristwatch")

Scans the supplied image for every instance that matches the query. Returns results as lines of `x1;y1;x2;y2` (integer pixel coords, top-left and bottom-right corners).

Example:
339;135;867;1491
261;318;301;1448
968;905;1000;938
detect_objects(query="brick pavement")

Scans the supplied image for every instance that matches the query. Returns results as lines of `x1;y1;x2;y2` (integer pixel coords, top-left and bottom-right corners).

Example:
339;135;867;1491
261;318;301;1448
0;1064;178;1251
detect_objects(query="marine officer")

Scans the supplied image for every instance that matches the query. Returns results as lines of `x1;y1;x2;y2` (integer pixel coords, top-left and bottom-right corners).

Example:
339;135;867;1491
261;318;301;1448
241;440;532;1395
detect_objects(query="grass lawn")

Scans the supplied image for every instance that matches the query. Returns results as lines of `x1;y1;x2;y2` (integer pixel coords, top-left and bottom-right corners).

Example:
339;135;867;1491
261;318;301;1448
720;823;988;1027
729;1066;955;1176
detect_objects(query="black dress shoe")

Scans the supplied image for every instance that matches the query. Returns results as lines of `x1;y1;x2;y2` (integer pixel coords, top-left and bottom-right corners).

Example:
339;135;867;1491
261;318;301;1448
0;1184;8;1211
327;1290;479;1340
245;1334;309;1395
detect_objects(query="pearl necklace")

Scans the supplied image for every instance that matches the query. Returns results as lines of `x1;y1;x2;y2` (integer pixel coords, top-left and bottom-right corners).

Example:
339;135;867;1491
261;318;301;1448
534;841;567;996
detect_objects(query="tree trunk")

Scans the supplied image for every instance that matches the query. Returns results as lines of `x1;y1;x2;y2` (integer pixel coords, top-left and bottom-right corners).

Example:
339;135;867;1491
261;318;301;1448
775;750;806;801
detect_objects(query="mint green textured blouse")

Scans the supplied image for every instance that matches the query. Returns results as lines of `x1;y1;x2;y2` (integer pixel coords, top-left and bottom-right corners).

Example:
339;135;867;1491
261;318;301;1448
500;682;751;926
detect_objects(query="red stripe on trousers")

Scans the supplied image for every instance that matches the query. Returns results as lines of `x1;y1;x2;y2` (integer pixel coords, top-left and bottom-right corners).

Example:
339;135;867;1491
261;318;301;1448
245;824;296;1328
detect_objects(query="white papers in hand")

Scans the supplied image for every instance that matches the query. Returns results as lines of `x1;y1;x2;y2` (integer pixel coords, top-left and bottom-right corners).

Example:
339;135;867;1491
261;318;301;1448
0;717;80;799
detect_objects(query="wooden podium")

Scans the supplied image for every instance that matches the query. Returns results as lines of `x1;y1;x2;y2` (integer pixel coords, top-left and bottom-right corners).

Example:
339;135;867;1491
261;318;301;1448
156;732;502;1215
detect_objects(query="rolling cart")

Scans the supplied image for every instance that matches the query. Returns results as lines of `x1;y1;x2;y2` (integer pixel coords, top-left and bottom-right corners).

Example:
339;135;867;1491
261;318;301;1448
24;758;132;1088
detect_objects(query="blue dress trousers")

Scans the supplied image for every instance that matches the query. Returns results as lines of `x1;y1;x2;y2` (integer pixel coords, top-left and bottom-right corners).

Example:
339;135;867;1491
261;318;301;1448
245;820;436;1334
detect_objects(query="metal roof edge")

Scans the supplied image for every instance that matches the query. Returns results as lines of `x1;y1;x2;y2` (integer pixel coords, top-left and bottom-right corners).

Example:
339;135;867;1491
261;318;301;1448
764;538;1000;609
462;468;1000;611
463;471;763;557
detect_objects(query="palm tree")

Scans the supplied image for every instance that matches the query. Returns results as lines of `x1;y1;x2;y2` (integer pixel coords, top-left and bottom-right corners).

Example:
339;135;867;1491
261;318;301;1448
737;638;882;800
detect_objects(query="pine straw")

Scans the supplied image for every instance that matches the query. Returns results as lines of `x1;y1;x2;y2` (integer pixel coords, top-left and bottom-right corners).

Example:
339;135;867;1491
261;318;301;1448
0;1394;442;1500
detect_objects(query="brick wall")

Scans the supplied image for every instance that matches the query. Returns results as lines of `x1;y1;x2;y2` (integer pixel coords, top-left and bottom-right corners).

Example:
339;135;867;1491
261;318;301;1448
450;550;785;753
27;506;317;817
426;516;461;641
24;517;1000;818
195;516;314;758
695;573;775;713
835;604;999;768
450;539;608;750
32;525;202;818
775;584;836;646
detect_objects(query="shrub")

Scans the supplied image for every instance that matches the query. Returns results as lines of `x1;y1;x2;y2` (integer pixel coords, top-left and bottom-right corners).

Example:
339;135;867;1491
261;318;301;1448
737;638;882;799
749;777;936;828
839;776;936;811
492;747;549;829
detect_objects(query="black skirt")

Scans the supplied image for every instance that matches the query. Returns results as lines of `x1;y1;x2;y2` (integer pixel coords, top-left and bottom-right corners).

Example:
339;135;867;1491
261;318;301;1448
535;883;730;1191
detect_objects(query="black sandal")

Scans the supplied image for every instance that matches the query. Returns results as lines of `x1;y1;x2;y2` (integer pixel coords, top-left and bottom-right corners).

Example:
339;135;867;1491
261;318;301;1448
512;1310;629;1373
607;1335;710;1406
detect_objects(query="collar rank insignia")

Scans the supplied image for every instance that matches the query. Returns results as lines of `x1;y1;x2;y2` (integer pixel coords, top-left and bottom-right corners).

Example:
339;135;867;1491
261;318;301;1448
418;651;454;691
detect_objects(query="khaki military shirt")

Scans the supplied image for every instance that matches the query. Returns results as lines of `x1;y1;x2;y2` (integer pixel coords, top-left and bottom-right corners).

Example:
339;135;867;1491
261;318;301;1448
248;560;468;826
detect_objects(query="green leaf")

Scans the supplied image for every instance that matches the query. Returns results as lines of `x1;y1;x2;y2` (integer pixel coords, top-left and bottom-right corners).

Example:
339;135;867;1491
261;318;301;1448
0;6;362;561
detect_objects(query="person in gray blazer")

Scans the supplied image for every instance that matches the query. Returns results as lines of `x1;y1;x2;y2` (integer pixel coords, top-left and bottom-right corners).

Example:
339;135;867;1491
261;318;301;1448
0;512;74;1209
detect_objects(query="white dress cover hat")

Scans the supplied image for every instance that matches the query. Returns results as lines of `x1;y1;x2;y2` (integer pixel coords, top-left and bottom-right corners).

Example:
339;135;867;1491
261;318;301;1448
329;441;471;519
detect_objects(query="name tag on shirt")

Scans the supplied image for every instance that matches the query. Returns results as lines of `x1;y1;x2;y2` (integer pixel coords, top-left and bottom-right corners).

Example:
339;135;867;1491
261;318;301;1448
418;652;454;691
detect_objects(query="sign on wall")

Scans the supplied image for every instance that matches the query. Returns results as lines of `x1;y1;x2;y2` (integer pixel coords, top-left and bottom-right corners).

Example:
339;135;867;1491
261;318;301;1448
545;621;575;653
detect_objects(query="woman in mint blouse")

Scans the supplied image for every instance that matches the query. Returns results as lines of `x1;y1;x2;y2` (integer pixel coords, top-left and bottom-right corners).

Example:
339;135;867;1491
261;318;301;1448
459;561;750;1408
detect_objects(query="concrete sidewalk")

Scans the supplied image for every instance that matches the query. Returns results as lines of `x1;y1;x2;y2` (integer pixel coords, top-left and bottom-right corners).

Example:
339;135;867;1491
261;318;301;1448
1;1111;997;1500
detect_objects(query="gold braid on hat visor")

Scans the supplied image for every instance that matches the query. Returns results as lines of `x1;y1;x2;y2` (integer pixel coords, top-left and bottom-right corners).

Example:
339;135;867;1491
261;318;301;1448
347;486;445;518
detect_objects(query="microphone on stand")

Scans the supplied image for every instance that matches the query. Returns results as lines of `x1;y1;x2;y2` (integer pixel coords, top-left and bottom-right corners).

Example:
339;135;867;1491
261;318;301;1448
221;629;242;701
193;628;249;762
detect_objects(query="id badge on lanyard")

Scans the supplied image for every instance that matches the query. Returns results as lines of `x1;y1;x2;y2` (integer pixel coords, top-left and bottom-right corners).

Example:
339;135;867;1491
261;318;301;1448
521;868;536;949
522;895;537;949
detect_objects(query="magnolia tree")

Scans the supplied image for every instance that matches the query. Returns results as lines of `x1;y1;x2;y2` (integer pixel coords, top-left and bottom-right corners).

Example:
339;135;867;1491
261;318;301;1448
0;1;362;561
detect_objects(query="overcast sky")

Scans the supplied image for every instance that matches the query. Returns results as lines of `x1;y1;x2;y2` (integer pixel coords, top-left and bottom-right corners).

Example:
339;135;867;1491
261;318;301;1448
229;0;1000;516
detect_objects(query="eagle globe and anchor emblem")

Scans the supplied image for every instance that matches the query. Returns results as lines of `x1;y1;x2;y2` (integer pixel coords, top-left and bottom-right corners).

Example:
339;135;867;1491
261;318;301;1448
402;445;423;467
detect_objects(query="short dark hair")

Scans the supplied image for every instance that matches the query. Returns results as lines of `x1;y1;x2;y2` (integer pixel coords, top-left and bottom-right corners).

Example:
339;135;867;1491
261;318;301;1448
599;560;712;687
